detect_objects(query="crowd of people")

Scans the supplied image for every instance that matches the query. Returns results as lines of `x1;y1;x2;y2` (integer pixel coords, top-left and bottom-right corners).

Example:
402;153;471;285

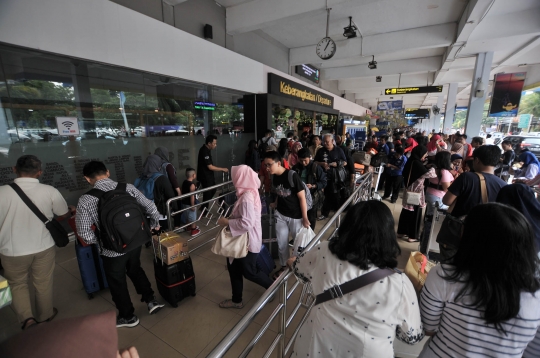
1;127;540;357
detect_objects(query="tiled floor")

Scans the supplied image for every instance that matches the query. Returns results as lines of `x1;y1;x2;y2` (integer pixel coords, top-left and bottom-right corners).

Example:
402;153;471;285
0;193;424;357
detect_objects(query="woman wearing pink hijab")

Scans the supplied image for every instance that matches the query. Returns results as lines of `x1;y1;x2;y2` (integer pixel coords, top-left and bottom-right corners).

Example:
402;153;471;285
288;141;303;166
217;165;273;309
403;137;418;155
426;134;446;159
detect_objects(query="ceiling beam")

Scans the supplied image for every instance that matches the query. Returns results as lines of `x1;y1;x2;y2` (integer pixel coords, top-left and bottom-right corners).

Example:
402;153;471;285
321;56;442;80
497;36;540;67
338;72;436;91
290;23;455;67
433;0;494;84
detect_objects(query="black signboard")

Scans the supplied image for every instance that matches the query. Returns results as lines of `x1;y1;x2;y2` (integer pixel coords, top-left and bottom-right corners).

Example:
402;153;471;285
194;101;216;110
405;108;430;119
384;86;443;95
295;64;320;84
268;73;333;109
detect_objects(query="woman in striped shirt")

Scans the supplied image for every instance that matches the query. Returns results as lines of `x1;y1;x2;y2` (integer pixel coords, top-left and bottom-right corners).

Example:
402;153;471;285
419;203;540;357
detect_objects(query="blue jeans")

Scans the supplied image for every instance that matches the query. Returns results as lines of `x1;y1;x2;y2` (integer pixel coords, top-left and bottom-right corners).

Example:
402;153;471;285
181;202;198;225
425;193;448;216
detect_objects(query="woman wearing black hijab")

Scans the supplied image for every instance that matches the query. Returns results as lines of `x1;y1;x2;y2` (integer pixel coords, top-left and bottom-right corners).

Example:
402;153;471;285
397;145;436;242
497;183;540;253
154;146;181;196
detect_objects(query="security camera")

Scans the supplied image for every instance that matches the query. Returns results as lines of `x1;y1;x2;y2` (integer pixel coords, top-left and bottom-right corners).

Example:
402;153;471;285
368;55;377;70
376;76;382;82
343;17;357;39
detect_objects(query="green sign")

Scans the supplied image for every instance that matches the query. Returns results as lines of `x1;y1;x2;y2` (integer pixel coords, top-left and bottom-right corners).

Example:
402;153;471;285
518;114;532;128
194;101;216;111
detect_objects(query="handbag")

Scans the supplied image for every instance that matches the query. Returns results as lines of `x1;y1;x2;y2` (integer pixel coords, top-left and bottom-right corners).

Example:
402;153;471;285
404;170;421;206
436;173;488;249
315;268;396;305
9;183;69;247
211;226;249;258
404;251;435;293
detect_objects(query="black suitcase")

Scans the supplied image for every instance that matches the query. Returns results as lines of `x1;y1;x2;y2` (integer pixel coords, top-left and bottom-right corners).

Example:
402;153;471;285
262;213;279;259
154;258;196;307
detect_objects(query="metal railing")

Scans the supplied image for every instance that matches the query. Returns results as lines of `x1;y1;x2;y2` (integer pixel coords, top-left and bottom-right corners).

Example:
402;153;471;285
207;171;375;358
165;175;236;253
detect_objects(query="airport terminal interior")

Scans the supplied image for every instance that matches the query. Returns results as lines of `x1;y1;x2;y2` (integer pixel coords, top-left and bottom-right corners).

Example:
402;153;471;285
1;0;540;357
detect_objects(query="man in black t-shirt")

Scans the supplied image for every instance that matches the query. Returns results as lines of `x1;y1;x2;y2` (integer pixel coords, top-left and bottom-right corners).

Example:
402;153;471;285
264;151;310;279
197;135;228;213
440;145;507;260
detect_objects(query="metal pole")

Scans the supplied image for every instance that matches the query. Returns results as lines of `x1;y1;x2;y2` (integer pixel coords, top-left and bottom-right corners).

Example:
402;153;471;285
277;283;287;358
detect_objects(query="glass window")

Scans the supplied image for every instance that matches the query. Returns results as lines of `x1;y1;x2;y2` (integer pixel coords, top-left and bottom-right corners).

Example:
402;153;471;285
0;44;251;204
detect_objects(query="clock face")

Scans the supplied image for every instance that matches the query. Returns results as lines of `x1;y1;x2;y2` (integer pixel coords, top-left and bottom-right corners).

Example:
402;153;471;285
316;37;336;60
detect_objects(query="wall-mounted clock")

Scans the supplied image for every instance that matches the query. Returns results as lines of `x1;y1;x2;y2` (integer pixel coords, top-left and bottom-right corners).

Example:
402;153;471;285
316;37;336;60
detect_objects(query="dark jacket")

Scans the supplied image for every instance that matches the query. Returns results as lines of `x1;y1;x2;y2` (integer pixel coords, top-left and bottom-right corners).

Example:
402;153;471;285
153;175;178;216
293;161;327;205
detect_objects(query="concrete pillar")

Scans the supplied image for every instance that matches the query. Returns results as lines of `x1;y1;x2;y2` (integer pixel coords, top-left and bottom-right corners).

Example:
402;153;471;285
443;83;458;133
465;52;493;139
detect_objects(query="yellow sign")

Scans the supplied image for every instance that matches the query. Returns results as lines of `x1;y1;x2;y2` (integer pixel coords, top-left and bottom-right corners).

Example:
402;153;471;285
280;82;332;106
384;86;443;95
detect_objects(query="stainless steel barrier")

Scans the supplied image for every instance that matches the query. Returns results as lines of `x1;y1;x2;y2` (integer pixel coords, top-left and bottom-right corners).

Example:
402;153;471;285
165;175;236;253
207;171;374;358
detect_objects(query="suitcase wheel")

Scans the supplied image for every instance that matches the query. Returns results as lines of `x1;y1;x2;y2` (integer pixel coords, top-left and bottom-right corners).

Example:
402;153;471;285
191;292;196;297
88;293;94;300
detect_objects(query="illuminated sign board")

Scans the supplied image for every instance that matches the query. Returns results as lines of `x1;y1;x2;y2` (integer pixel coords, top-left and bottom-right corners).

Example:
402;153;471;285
194;101;216;110
268;73;333;108
384;86;443;95
405;108;430;119
295;64;320;84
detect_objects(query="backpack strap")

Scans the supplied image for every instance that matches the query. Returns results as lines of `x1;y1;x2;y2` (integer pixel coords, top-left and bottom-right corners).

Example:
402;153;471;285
116;182;127;192
86;188;104;199
287;169;296;188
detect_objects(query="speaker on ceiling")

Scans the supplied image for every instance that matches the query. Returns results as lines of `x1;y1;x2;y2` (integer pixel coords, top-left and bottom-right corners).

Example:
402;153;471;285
204;24;213;39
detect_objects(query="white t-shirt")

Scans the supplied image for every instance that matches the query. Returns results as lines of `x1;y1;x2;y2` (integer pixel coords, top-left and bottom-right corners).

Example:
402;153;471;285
419;265;540;357
0;178;68;256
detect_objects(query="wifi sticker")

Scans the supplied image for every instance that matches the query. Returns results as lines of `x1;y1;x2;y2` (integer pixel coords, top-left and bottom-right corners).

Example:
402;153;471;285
56;117;80;135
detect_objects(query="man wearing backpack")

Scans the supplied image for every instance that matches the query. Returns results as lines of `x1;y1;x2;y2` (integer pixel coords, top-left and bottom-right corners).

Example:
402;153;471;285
75;161;165;328
263;151;310;280
292;148;327;230
258;129;277;155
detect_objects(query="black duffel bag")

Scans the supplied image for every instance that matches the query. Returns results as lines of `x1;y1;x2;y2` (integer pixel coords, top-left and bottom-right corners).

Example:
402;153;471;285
370;152;388;167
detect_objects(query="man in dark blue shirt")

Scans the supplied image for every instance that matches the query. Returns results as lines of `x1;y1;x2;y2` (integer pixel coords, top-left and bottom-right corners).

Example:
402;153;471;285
382;147;407;203
378;135;390;156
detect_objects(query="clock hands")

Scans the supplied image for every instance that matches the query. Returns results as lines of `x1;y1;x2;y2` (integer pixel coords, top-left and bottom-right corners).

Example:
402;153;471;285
324;40;330;51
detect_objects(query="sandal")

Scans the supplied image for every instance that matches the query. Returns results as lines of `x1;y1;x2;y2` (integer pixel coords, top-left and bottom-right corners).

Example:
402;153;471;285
272;267;286;280
219;299;244;309
21;317;38;330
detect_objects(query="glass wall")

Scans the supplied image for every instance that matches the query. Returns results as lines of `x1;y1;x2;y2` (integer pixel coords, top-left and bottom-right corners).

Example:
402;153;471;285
270;103;336;139
0;44;250;204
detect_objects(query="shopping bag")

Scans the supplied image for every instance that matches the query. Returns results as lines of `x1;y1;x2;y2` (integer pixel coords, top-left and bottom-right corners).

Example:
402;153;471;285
0;274;12;309
293;227;316;256
404;251;435;293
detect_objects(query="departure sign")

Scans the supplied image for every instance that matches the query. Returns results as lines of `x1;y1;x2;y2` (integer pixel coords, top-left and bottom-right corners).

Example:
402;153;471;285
295;64;320;84
384;86;443;95
194;101;216;110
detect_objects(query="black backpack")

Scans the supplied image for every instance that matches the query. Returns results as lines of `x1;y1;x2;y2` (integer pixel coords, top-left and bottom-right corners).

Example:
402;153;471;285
87;183;152;254
370;152;388;167
258;137;270;156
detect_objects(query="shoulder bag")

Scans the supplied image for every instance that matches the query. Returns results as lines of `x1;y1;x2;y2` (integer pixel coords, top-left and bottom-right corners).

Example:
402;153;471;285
404;169;422;206
211;200;248;258
315;268;397;305
436;172;488;249
9;183;69;247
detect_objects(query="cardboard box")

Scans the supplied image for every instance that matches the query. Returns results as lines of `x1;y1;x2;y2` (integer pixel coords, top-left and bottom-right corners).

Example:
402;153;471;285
352;151;372;166
152;232;189;265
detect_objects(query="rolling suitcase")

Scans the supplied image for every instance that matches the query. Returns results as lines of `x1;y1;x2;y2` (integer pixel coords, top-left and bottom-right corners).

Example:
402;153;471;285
262;211;278;259
74;240;108;299
256;245;276;276
153;258;196;308
421;202;445;262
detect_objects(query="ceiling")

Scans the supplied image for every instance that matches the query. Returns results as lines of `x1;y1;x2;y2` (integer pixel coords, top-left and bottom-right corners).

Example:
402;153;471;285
221;0;540;112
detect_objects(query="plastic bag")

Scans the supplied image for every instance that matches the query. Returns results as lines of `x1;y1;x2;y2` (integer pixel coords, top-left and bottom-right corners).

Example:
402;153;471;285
293;227;316;256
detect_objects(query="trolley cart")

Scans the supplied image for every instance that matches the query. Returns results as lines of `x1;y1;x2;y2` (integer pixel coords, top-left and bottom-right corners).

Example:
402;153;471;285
422;202;446;263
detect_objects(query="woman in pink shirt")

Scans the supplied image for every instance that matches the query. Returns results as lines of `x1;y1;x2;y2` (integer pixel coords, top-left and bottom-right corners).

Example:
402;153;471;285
421;151;454;252
217;165;273;309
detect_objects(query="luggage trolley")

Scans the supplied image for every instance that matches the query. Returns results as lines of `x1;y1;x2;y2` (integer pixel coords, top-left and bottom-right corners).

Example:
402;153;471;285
422;202;447;262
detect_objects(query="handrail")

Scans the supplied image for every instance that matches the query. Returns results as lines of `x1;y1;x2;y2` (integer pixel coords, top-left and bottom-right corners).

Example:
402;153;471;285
207;171;374;358
165;178;236;252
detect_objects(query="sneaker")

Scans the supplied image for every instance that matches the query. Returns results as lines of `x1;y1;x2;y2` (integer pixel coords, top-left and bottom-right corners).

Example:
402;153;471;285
147;300;165;315
288;239;294;247
191;228;201;236
317;215;327;221
381;196;390;200
219;299;244;309
116;315;140;328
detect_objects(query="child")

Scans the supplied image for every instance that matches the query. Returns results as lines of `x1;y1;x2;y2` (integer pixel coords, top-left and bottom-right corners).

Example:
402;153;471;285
181;168;200;236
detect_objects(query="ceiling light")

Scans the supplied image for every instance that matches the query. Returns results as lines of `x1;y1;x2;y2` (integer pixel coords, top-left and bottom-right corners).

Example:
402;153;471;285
368;55;377;70
376;76;382;82
343;17;357;39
